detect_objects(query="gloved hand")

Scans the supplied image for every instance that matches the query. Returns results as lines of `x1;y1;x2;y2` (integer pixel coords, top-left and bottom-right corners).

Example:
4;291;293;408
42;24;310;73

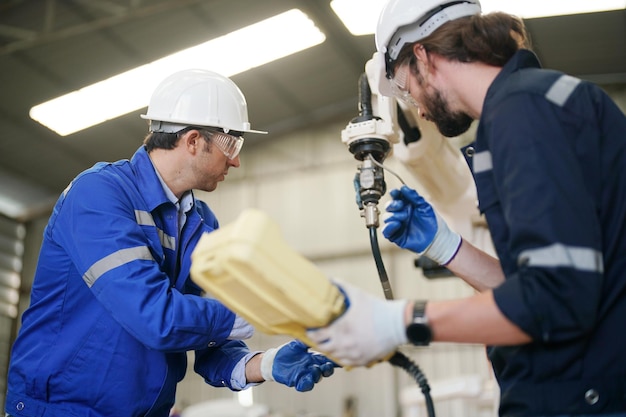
260;340;337;392
306;281;408;367
382;185;461;265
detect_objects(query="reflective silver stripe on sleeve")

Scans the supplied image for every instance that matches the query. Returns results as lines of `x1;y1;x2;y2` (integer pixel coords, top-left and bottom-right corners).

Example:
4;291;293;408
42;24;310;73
473;150;493;174
157;230;176;251
62;181;73;197
518;243;603;273
135;209;175;250
135;210;155;227
83;246;154;287
545;75;581;107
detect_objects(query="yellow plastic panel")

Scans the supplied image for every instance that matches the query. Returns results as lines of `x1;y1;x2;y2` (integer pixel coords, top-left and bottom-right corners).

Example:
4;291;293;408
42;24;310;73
190;208;345;346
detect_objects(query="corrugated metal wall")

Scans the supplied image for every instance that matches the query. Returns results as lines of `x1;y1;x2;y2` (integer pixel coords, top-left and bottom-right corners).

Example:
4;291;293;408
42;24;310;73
0;216;25;410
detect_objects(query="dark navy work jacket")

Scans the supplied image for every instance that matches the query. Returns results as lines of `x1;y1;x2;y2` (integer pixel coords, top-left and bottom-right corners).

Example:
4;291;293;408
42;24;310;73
470;49;626;416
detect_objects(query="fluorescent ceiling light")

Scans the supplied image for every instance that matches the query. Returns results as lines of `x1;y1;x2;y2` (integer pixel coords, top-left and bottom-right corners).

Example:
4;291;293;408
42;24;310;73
30;9;326;136
332;0;625;36
330;0;386;35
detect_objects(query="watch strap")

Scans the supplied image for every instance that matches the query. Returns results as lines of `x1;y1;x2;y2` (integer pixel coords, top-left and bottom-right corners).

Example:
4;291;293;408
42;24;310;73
406;300;432;346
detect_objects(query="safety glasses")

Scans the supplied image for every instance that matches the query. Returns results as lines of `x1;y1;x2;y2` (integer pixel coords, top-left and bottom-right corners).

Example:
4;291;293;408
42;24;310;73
388;56;420;109
201;129;245;160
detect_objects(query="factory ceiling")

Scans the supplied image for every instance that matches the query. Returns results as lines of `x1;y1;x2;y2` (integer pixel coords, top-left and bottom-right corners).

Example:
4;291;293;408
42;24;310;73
1;0;624;221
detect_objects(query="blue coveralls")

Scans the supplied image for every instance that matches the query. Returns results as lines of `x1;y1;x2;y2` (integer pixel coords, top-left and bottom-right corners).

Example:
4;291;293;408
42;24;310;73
6;146;250;417
471;49;626;416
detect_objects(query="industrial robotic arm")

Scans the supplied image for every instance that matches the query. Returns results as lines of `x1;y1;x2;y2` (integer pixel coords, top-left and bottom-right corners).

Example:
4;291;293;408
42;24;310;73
341;60;398;230
344;53;494;277
343;53;480;229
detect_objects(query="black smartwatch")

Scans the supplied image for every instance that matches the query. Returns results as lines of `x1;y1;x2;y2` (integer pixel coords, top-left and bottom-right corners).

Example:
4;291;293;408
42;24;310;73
406;301;432;346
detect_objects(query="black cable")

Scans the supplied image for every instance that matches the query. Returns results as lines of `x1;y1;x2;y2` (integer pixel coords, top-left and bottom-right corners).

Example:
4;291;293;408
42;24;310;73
389;352;436;417
396;102;422;145
369;226;394;300
368;225;436;417
358;72;374;121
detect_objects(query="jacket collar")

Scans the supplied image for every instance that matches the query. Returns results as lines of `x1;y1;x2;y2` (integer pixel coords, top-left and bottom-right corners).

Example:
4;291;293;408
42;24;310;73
130;146;189;212
484;49;542;104
481;49;541;116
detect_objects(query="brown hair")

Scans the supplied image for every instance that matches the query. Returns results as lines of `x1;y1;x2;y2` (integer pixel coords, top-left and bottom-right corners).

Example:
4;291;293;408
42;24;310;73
396;12;531;67
143;126;197;152
143;127;216;153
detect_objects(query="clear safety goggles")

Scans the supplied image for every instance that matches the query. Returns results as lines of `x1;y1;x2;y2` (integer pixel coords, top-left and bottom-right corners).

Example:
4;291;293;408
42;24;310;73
201;129;245;160
387;56;420;109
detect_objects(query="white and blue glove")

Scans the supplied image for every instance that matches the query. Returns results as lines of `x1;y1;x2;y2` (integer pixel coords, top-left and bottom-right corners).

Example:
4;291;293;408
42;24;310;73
383;185;461;265
306;281;408;367
260;340;337;392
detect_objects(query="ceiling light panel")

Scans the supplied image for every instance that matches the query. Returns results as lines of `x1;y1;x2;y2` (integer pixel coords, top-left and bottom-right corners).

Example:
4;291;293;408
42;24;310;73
30;9;326;136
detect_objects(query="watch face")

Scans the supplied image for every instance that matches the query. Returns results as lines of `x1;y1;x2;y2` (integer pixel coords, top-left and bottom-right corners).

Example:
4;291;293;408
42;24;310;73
407;323;432;346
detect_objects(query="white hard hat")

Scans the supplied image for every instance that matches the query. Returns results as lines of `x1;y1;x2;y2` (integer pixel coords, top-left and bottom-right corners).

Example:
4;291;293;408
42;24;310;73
374;0;481;95
141;69;267;134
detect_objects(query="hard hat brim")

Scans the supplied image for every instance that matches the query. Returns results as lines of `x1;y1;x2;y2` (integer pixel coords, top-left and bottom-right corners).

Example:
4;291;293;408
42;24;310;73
140;115;268;135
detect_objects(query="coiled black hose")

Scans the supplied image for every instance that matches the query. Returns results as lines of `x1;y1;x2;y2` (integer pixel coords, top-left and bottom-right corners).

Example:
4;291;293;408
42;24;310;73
389;352;436;417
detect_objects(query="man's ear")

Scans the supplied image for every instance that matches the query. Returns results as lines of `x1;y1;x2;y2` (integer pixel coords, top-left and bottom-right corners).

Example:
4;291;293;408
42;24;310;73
413;44;430;65
183;129;202;154
413;43;437;74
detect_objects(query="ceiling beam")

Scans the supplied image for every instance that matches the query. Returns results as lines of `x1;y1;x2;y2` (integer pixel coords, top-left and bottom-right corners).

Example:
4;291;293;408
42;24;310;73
0;0;208;56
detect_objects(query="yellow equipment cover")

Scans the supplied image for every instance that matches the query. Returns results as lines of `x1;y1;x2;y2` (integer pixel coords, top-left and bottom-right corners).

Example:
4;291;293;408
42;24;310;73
190;208;345;346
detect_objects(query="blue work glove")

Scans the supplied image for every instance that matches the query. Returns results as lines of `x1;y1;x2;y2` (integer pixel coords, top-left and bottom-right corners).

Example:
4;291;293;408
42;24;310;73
382;185;461;265
260;340;337;392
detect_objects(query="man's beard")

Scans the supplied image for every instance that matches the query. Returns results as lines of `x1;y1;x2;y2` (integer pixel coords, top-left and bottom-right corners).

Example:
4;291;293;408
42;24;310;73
425;89;473;138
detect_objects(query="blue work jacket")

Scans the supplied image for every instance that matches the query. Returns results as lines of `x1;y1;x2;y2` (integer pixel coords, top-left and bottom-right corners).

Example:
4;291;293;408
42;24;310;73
471;50;626;416
6;146;250;417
